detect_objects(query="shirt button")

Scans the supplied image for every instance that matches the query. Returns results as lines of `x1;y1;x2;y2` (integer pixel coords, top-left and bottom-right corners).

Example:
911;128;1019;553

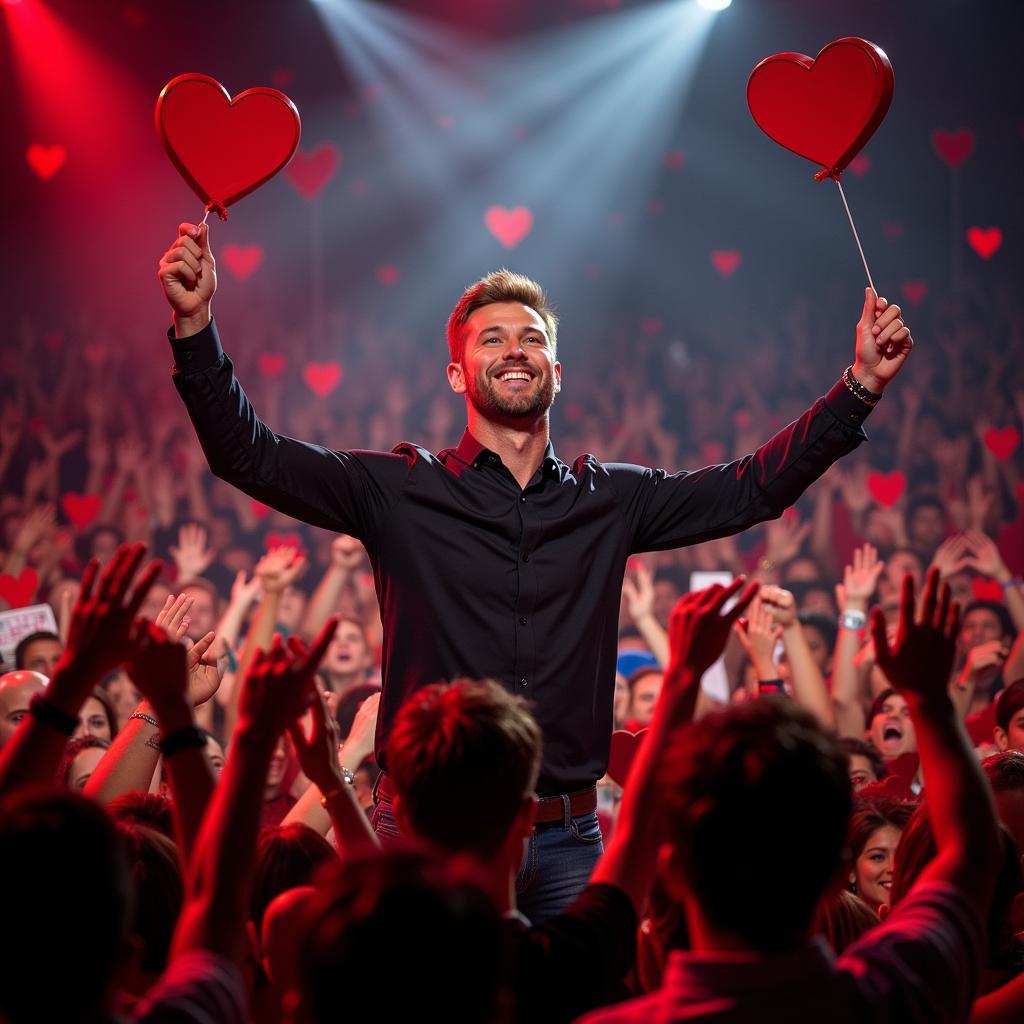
520;496;527;503
184;350;193;361
519;615;527;625
522;553;530;562
519;678;527;688
849;412;861;424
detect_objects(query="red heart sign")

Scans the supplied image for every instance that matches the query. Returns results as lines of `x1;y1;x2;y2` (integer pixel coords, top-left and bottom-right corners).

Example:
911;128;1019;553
984;426;1020;462
966;226;1002;261
302;362;342;398
747;37;894;179
222;243;264;281
485;206;533;248
711;250;742;276
26;143;67;180
931;129;974;168
867;470;906;508
607;728;647;787
285;142;340;200
0;568;39;609
155;74;301;217
61;492;102;530
257;353;286;379
900;281;927;305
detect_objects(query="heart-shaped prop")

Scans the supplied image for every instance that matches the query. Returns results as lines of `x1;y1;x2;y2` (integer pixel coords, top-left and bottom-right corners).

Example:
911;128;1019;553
606;728;647;788
747;37;893;180
984;426;1020;462
485;206;534;248
866;470;906;508
156;73;301;219
0;568;39;609
61;492;102;531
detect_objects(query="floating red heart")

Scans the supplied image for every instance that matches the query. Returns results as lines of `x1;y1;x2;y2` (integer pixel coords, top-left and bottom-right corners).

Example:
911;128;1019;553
711;249;742;276
221;243;264;281
747;37;894;178
61;492;102;530
984;426;1020;461
484;206;533;248
966;226;1002;260
302;361;342;398
26;143;67;180
376;265;400;286
931;129;974;169
257;353;286;379
607;728;647;787
285;142;340;200
900;281;927;305
0;568;39;609
972;578;1005;603
866;470;906;508
155;73;301;217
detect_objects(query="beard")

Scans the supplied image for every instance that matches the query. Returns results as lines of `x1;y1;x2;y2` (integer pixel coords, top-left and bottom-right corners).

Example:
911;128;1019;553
466;367;556;421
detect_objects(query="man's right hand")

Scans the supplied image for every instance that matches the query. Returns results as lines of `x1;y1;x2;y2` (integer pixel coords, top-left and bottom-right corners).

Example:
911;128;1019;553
158;222;216;337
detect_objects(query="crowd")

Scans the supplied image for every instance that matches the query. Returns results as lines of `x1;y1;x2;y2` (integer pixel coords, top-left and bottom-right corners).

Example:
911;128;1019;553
0;270;1022;1021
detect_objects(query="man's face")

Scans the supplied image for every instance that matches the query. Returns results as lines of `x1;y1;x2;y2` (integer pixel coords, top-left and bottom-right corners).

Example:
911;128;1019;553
909;506;944;551
448;302;560;424
323;620;373;680
961;608;1004;652
848;753;879;792
628;671;663;727
20;637;63;677
0;671;46;749
868;693;916;758
996;709;1024;753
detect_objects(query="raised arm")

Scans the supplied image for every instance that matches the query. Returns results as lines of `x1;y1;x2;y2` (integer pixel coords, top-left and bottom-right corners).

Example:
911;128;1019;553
591;577;758;913
872;568;1000;910
300;535;364;643
620;561;670;667
158;221;408;538
619;291;912;554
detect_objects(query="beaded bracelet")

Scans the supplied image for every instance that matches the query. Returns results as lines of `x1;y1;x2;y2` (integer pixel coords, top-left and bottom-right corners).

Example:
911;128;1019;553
159;725;207;758
28;694;78;735
842;366;882;406
128;711;159;728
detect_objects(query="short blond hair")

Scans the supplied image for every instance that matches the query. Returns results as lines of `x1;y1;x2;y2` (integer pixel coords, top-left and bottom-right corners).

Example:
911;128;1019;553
446;269;558;363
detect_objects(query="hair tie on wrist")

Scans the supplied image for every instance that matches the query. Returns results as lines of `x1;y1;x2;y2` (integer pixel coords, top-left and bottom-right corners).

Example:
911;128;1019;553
28;694;78;736
159;725;207;758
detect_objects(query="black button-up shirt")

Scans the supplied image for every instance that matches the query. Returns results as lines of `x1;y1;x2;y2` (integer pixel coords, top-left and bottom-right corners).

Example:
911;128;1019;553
169;320;873;795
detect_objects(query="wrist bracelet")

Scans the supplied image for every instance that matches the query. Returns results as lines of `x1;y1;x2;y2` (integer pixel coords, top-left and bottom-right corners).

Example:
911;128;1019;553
159;725;206;758
839;609;868;632
128;711;159;728
28;694;78;736
843;366;882;407
758;679;786;695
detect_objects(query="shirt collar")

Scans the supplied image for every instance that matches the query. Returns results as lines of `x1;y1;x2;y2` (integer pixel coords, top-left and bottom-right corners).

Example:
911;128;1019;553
452;429;561;479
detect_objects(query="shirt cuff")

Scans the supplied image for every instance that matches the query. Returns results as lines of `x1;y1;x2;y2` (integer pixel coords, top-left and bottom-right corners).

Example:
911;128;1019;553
167;317;223;374
823;375;875;430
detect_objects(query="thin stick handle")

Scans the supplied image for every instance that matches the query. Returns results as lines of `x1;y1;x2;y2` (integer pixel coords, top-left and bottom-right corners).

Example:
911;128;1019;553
835;178;875;294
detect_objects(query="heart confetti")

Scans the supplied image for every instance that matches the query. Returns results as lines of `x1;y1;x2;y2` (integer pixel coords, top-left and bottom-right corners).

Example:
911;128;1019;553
966;226;1002;261
61;492;102;531
376;265;400;286
302;361;342;398
26;144;67;180
711;250;742;276
983;426;1020;462
484;206;534;248
257;353;287;379
0;568;39;609
866;470;906;508
285;142;340;200
931;129;974;168
221;243;265;281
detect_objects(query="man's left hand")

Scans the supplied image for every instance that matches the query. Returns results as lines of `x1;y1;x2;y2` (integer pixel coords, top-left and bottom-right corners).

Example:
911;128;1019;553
853;287;913;394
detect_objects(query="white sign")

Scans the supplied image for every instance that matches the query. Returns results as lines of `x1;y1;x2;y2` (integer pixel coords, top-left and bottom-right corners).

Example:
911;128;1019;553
0;604;58;670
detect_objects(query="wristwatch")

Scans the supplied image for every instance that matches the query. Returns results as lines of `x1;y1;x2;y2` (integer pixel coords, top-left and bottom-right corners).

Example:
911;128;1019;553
839;609;867;632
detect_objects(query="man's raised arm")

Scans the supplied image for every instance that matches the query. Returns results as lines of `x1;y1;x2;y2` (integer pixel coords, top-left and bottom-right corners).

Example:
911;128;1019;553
157;221;410;539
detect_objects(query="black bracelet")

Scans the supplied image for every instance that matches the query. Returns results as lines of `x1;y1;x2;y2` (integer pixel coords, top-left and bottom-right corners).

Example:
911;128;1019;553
28;694;78;735
842;366;882;406
159;725;207;758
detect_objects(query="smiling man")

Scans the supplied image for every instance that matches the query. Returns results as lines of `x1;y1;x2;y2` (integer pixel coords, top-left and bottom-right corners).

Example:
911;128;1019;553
159;222;913;920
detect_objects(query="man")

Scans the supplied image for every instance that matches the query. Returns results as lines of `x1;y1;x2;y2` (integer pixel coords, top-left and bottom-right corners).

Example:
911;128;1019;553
158;220;912;915
994;679;1024;753
0;670;46;749
14;630;63;677
581;569;1000;1023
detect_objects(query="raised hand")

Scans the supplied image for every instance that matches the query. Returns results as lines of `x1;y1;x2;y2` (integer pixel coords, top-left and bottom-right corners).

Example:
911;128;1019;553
125;619;190;720
870;567;959;701
961;529;1010;584
930;535;973;581
236;618;338;739
959;640;1009;689
229;570;263;607
667;577;759;679
759;584;797;628
764;513;812;568
256;545;307;594
158;222;217;332
11;502;56;556
170;523;214;583
621;561;656;622
836;543;885;612
854;288;913;393
50;544;161;709
155;592;194;642
287;690;344;796
330;535;365;572
153;593;222;707
734;594;781;678
341;690;380;765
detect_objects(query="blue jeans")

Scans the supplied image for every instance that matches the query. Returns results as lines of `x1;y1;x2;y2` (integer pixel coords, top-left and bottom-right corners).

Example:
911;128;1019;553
370;801;603;925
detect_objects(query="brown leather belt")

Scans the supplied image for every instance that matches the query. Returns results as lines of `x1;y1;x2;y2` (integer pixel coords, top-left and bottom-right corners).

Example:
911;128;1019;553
374;774;596;830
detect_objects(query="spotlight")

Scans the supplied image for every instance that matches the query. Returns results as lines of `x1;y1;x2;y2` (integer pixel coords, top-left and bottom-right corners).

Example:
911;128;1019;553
697;0;732;10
